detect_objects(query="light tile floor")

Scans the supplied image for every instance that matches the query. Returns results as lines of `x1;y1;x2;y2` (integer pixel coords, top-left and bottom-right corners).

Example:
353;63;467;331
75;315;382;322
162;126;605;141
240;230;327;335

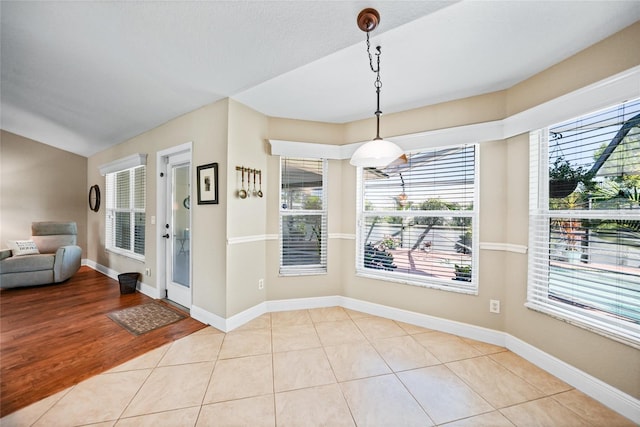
1;307;635;426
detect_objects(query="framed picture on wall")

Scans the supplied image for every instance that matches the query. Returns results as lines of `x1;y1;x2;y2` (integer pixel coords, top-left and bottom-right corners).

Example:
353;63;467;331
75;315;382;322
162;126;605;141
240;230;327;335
197;163;219;205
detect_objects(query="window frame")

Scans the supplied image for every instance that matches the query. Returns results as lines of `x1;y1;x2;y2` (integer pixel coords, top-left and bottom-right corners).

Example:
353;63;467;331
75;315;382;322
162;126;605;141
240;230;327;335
105;165;146;261
279;157;328;276
527;104;640;348
355;144;480;294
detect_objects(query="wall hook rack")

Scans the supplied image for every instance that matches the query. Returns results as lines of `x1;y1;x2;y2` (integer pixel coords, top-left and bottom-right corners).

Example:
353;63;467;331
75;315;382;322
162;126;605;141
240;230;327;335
235;166;263;198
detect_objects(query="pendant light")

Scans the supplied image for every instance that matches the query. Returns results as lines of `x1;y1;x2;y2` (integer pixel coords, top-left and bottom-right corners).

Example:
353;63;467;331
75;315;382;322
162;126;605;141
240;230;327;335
350;8;405;168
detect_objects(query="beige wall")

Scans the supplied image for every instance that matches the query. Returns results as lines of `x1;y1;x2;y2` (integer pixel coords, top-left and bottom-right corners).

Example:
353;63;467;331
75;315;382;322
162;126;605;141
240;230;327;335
507;22;640;116
345;90;507;143
87;99;230;317
225;100;269;316
268;117;344;146
0;131;87;254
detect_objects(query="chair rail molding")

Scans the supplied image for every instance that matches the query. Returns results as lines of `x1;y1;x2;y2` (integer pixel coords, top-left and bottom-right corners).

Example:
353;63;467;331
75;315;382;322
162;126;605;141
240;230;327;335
479;242;528;254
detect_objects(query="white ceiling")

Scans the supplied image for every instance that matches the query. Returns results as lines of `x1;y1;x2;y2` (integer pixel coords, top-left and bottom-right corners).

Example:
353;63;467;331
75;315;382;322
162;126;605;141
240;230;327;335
1;1;639;157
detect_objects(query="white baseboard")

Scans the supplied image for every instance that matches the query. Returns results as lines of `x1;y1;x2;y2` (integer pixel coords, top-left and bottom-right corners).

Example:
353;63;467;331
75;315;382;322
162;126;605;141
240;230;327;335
84;261;159;299
227;302;268;332
506;335;640;423
137;281;159;299
208;296;341;332
266;295;342;313
191;305;228;332
339;296;506;347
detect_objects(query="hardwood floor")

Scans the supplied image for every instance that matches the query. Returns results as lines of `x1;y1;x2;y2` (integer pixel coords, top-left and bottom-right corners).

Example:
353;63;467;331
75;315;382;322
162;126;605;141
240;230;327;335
0;266;206;417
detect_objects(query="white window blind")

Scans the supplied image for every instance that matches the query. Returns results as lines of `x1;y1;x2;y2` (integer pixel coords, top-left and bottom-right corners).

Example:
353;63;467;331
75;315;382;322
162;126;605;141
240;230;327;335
105;165;146;260
528;99;640;347
356;145;478;293
279;158;328;275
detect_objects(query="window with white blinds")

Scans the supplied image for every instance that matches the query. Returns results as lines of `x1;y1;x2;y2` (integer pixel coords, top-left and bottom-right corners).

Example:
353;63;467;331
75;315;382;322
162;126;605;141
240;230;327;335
105;165;146;260
280;158;327;275
528;99;640;347
356;145;478;293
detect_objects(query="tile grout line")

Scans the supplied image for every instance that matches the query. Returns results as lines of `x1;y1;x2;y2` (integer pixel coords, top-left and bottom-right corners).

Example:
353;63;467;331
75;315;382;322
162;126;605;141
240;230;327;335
385;319;443;426
114;339;175;424
269;314;279;427
310;308;360;427
546;391;601;426
346;310;434;425
190;330;226;427
120;329;220;423
442;355;507;415
327;309;363;427
27;385;75;427
385;318;512;425
486;351;575;398
361;317;441;425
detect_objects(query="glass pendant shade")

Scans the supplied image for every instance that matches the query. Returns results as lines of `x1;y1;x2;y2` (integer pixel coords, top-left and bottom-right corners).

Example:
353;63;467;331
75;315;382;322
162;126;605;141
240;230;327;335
349;138;404;168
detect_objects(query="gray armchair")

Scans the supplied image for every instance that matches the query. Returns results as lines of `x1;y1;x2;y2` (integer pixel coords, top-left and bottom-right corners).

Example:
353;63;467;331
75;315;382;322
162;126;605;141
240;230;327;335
0;222;82;289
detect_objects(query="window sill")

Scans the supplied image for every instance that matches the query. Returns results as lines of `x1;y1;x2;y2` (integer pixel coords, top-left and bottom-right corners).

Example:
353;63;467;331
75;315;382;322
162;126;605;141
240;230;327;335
279;268;327;277
355;270;478;295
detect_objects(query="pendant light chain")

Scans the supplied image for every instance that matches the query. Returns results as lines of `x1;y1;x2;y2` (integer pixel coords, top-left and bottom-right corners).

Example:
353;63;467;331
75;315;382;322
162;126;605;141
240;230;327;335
365;31;382;90
365;31;381;74
366;31;383;140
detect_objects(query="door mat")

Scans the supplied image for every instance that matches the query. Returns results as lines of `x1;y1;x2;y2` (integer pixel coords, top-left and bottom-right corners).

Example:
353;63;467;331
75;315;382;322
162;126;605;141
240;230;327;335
107;302;186;336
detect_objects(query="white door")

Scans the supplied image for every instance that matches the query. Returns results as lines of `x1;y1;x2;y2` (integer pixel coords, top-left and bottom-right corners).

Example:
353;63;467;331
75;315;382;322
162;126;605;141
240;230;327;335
164;152;191;308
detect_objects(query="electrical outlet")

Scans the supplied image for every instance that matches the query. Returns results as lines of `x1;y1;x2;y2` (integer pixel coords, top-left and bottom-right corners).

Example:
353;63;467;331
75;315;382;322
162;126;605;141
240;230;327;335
489;299;500;314
258;279;264;290
145;268;151;277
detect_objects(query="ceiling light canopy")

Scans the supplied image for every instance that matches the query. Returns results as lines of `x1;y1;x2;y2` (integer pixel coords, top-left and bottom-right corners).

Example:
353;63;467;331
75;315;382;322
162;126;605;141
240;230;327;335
350;8;405;168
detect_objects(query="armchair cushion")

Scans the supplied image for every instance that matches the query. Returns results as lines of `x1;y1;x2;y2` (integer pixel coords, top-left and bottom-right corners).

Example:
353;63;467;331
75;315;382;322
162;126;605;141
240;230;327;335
0;254;54;274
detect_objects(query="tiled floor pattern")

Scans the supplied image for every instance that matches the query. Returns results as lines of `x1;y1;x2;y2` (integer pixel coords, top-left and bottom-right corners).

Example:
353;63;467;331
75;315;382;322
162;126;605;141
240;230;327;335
1;307;635;426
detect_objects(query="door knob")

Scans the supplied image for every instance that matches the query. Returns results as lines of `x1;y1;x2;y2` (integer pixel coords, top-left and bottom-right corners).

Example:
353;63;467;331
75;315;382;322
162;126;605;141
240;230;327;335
162;233;170;239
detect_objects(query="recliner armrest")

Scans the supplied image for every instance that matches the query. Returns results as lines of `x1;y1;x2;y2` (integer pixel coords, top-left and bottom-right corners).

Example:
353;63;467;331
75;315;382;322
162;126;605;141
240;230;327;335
53;245;82;282
0;249;12;261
